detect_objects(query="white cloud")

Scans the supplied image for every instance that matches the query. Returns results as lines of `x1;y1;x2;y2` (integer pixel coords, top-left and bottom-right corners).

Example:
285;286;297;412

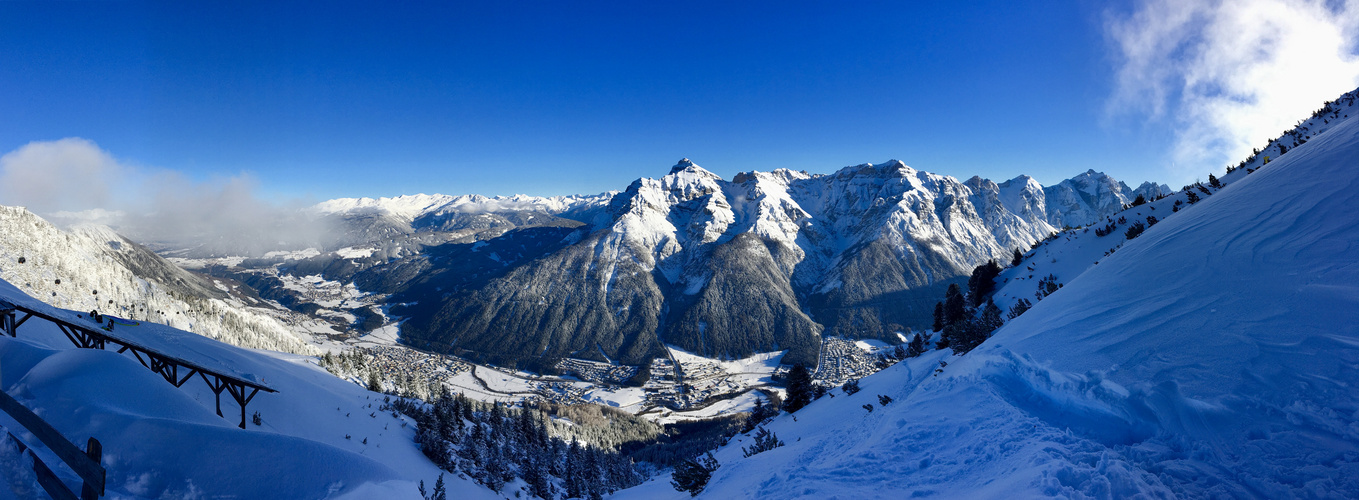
0;138;127;214
0;138;333;256
1107;0;1359;178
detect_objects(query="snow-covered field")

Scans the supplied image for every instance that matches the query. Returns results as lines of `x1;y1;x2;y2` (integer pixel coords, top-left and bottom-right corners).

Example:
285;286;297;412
617;94;1359;498
667;346;783;388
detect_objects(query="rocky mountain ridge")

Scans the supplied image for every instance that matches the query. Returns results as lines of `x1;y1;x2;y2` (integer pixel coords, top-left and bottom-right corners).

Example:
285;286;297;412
362;160;1163;369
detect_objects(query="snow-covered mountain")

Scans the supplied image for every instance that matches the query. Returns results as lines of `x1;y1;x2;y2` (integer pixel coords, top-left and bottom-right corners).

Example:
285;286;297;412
391;160;1155;368
185;160;1159;371
315;192;615;240
1041;169;1171;229
0;206;316;355
616;88;1359;499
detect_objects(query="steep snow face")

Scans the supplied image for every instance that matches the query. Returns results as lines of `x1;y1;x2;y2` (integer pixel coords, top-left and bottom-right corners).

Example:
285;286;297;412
619;94;1359;499
604;159;735;278
611;159;1060;292
966;175;1053;262
0;207;316;355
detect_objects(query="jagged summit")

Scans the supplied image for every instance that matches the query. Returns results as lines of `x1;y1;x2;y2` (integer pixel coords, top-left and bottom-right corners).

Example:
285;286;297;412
669;157;696;174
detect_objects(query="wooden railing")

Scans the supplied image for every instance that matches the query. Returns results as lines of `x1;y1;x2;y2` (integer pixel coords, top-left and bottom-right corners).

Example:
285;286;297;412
0;388;104;499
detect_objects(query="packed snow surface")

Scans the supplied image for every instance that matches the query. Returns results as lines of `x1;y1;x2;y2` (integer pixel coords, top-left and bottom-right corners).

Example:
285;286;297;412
618;101;1359;498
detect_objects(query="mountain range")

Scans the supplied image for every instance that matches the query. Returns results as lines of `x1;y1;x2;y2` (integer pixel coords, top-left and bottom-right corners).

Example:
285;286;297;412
261;163;1168;369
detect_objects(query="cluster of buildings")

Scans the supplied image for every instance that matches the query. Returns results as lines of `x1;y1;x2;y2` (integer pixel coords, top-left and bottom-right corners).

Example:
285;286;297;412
554;358;639;386
642;354;756;411
360;338;891;416
812;337;882;385
365;344;472;386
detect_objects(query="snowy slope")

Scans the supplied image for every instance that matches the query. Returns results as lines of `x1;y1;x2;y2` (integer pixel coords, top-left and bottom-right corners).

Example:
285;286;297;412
992;87;1359;322
0;278;497;499
0;207;316;356
616;95;1359;498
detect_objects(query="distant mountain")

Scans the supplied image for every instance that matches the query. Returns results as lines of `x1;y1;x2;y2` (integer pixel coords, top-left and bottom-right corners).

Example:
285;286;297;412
1042;169;1171;229
315;192;614;242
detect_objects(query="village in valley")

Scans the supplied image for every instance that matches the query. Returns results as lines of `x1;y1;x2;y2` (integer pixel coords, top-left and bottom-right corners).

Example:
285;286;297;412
346;330;900;423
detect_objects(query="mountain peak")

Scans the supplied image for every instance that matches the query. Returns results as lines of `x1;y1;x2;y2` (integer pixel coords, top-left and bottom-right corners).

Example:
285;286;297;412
669;158;696;175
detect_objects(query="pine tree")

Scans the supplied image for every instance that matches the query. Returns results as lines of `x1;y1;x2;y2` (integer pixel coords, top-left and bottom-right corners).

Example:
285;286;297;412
432;474;447;500
943;283;968;325
783;363;814;413
523;452;551;500
967;260;1003;307
978;298;1003;333
565;441;584;499
670;452;719;496
906;332;927;357
1131;193;1147;206
741;427;785;457
1208;173;1222;188
1007;298;1032;320
367;371;382;392
841;378;861;395
1011;247;1024;267
1124;221;1146;240
952;298;1003;354
932;302;945;332
743;397;777;433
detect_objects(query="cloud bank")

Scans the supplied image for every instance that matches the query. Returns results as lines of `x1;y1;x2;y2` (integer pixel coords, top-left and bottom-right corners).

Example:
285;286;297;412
0;138;334;256
0;138;126;215
1107;0;1359;178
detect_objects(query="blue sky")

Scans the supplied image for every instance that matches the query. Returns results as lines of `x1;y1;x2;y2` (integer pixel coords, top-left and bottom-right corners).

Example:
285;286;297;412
2;0;1357;204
